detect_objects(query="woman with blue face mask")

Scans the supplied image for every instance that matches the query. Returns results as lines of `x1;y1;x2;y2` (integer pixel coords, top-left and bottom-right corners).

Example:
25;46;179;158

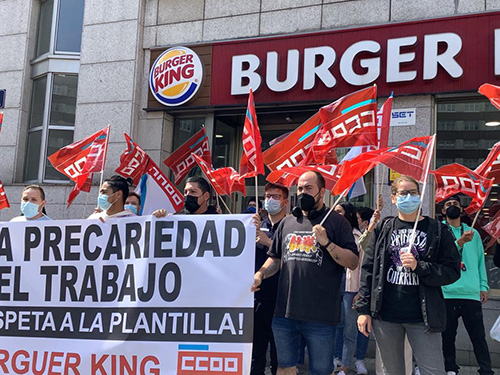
356;175;461;375
11;185;51;221
87;175;135;220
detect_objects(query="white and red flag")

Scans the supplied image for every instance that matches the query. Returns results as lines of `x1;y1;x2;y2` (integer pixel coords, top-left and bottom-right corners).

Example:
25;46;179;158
193;154;246;196
303;85;378;165
0;112;3;133
163;127;212;184
375;93;393;149
115;133;183;215
479;83;500;110
432;163;494;214
475;141;500;182
240;89;264;177
48;126;110;207
332;135;436;195
267;164;340;191
482;209;500;242
0;180;9;210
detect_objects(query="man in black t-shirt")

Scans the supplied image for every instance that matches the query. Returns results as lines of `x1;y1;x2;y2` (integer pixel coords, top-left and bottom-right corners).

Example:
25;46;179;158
356;176;460;375
251;171;358;375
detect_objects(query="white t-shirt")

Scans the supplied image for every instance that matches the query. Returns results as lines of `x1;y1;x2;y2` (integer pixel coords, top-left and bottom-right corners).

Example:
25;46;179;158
10;215;52;222
87;209;135;220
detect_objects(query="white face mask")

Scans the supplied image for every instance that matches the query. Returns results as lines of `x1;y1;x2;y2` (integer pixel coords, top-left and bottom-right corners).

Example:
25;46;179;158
264;198;282;215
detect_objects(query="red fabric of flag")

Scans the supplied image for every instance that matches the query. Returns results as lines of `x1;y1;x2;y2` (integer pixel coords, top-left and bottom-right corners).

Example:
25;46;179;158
240;89;264;177
304;85;378;165
0;180;10;210
267;165;340;191
432;163;494;214
48;126;110;207
475;141;500;182
479;83;500;110
0;112;3;133
482;209;500;240
376;94;393;149
332;135;435;195
193;154;246;196
115;133;150;185
163;127;212;185
262;113;338;172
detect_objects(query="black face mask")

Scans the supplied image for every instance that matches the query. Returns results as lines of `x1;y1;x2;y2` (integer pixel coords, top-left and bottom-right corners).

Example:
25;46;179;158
445;205;461;220
185;195;201;213
297;193;317;212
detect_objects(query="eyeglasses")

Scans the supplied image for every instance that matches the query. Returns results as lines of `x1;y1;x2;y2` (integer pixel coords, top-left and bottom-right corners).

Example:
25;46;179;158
396;190;420;197
265;193;282;200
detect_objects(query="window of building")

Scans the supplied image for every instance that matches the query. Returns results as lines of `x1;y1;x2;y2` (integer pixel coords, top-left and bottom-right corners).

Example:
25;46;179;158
26;0;84;182
436;97;500;296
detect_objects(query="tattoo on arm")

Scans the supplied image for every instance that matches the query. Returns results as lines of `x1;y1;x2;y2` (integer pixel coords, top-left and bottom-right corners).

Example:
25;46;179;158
261;258;280;279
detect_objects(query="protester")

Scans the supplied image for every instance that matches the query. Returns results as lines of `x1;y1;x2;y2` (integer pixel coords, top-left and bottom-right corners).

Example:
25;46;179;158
356;175;461;375
440;195;493;375
11;185;51;221
87;175;135;220
183;176;218;214
242;198;258;213
251;183;289;375
125;191;141;215
252;170;358;375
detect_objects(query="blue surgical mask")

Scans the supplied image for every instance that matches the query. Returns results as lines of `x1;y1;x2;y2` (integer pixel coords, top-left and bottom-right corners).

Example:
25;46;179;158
21;201;40;219
125;204;138;215
97;194;114;211
264;198;282;215
396;194;421;214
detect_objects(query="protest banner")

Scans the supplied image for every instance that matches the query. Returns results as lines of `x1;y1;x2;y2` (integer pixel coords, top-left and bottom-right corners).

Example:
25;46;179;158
0;214;255;375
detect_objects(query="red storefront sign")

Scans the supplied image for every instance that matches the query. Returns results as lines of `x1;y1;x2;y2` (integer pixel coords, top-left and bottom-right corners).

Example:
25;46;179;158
210;12;500;106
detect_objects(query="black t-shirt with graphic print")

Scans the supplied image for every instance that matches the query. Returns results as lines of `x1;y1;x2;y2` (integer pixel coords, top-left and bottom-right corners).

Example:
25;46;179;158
380;217;429;323
267;207;358;325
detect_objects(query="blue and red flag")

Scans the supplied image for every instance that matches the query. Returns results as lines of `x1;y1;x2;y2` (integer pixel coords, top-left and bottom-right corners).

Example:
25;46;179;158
240;89;264;177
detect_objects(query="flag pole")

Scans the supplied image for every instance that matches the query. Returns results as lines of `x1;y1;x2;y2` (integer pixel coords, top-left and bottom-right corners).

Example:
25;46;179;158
406;135;436;253
98;125;111;189
319;189;348;226
217;193;232;214
470;209;482;230
255;174;259;216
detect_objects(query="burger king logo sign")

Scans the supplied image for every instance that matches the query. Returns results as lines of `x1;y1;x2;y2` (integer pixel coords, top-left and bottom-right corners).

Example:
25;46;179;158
150;46;203;107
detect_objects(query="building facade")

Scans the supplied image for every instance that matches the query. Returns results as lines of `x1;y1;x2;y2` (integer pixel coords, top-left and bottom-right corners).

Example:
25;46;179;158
1;0;500;365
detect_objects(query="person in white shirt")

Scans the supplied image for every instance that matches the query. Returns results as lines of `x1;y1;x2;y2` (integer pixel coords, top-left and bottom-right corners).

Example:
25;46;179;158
11;185;51;221
87;175;135;220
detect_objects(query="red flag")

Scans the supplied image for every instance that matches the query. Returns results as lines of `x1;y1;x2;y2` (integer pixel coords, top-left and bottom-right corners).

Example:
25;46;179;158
332;135;435;195
0;180;9;210
376;94;393;149
48;126;110;207
475;141;500;181
263;113;338;172
267;165;340;191
115;133;150;185
240;89;264;177
482;209;500;240
479;83;500;110
303;85;378;165
432;163;494;214
193;154;246;196
0;112;3;133
163;127;212;185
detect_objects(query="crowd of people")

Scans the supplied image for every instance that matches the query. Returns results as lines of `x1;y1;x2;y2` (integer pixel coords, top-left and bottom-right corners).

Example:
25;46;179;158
6;171;499;375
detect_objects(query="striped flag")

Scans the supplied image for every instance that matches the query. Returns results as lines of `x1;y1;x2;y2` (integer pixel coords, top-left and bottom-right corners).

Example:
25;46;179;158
240;89;264;177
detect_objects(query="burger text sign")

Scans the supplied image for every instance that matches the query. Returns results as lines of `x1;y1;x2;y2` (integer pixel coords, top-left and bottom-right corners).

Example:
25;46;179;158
150;46;203;106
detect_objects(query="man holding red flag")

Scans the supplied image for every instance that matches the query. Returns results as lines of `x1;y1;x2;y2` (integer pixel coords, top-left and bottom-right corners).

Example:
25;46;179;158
439;195;493;375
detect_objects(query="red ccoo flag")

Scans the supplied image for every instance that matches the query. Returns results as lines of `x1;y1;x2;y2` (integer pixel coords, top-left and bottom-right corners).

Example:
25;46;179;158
48;126;110;207
482;209;500;241
267;165;340;191
0;180;9;210
240;89;264;177
115;133;150;185
332;135;435;195
479;83;500;110
376;93;393;149
193;154;246;196
432;163;494;214
163;127;212;185
475;141;500;182
303;85;378;165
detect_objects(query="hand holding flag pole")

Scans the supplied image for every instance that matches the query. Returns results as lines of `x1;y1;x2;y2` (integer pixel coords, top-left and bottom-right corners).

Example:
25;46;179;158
319;189;349;226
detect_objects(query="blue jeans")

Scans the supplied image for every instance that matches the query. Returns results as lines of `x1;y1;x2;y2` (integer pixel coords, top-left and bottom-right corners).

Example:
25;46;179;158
356;330;369;360
342;292;358;367
272;316;336;375
334;273;346;360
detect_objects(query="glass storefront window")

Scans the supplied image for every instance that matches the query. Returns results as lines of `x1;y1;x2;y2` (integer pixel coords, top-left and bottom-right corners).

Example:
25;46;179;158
24;131;43;181
29;76;47;129
55;0;84;53
436;97;500;295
